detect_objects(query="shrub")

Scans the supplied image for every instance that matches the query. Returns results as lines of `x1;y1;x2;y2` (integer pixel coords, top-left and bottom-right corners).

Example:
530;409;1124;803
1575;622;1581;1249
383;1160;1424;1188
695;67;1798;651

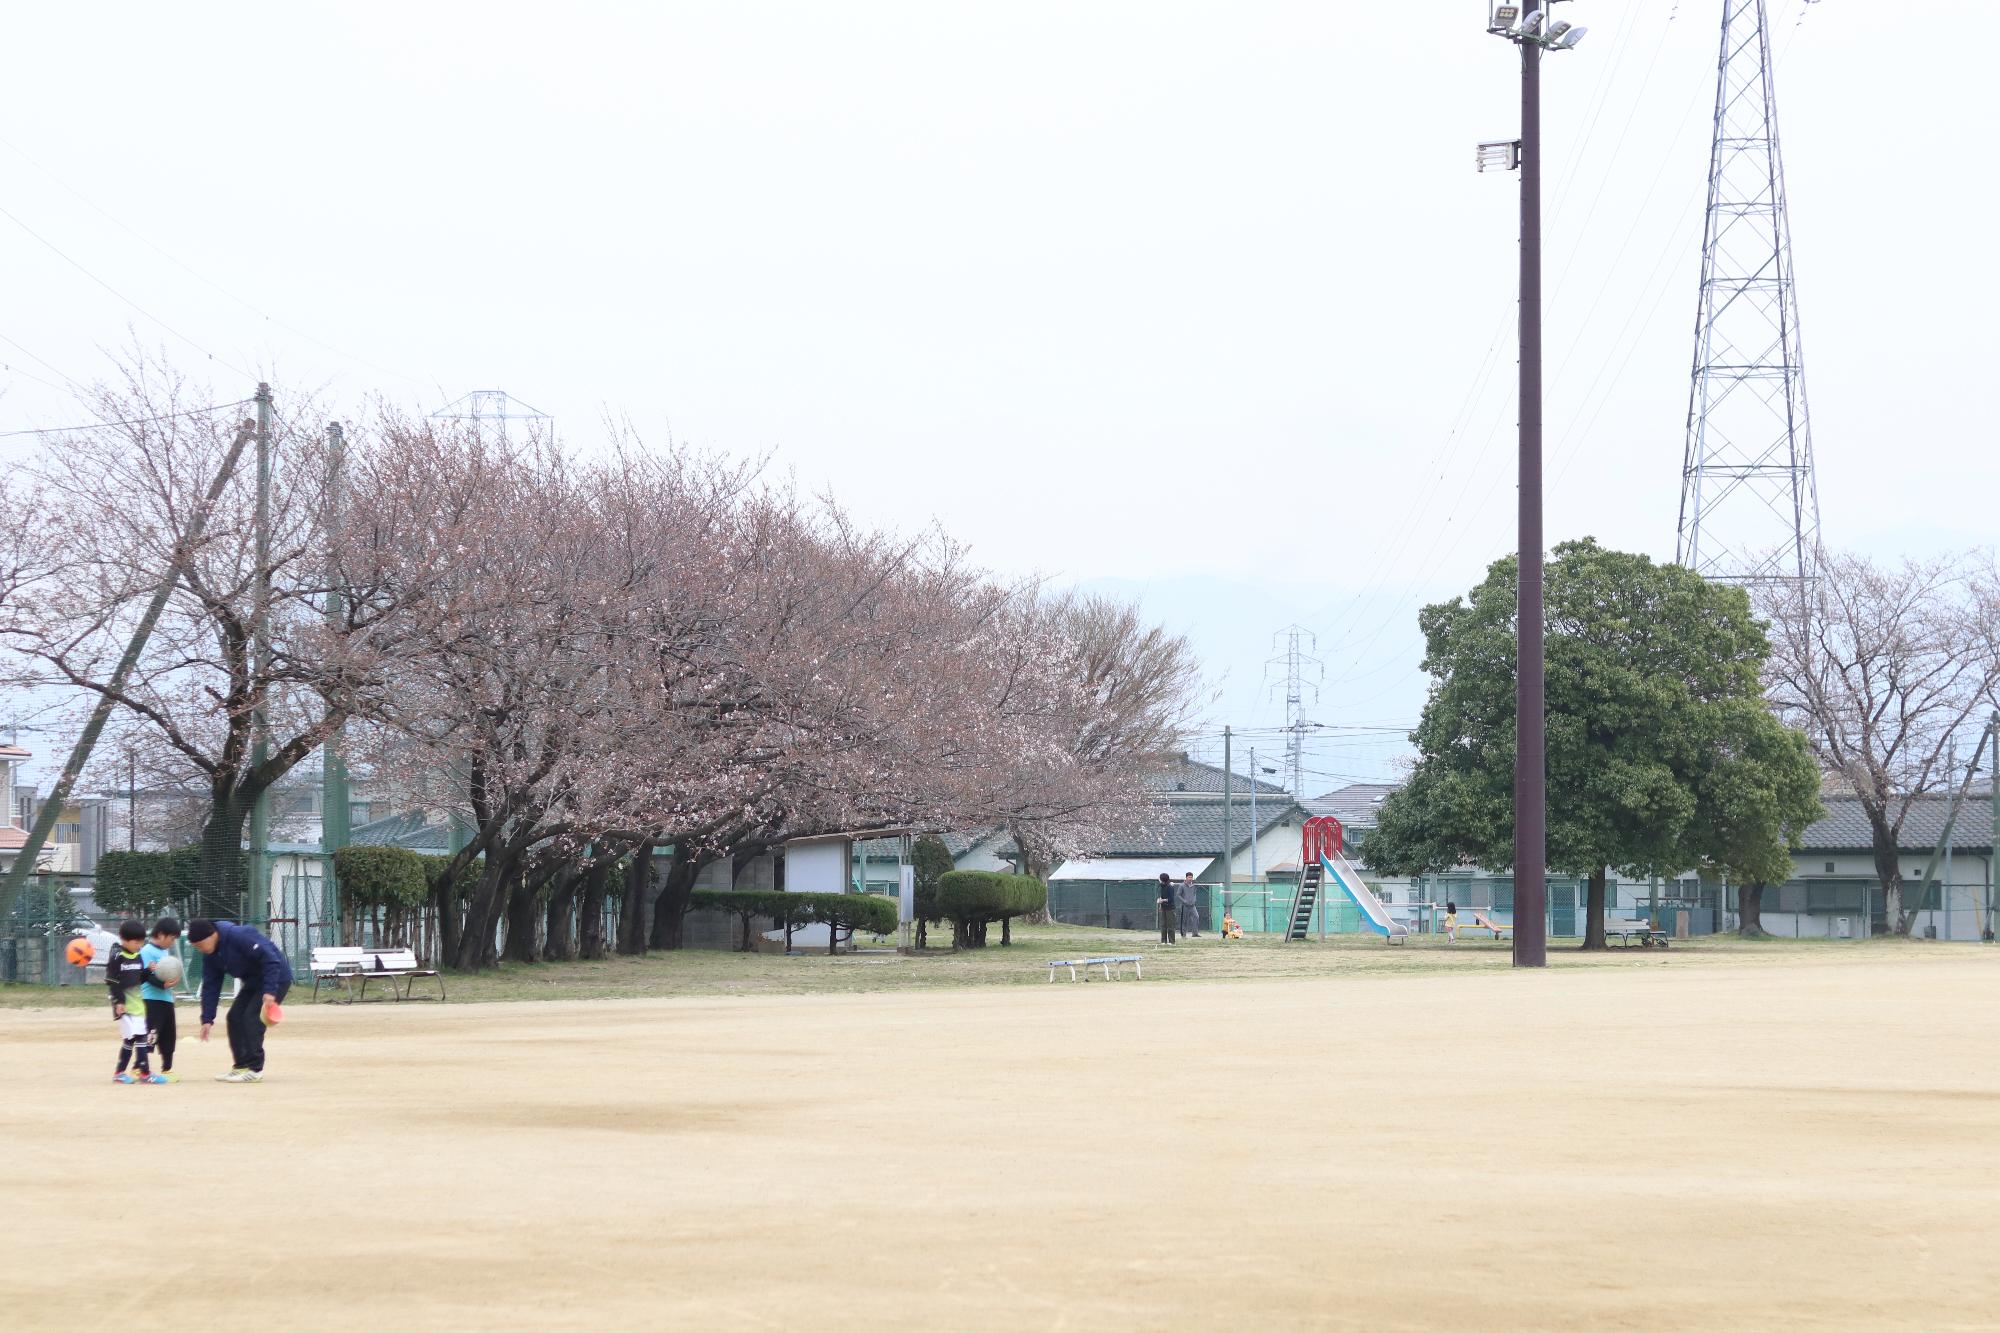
415;853;482;902
93;847;203;918
333;846;428;909
910;836;955;947
934;870;1046;948
687;889;899;954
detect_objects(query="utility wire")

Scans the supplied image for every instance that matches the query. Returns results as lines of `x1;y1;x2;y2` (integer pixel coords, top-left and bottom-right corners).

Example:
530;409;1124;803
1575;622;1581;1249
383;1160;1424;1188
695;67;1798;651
0;201;255;380
0;398;253;440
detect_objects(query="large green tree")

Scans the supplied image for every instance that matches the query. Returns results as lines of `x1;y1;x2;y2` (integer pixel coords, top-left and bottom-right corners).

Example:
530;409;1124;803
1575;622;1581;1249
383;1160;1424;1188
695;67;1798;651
1368;540;1822;947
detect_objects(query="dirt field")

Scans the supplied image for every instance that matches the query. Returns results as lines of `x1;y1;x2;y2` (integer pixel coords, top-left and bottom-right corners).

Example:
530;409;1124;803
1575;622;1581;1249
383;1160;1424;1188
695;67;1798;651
7;949;1999;1330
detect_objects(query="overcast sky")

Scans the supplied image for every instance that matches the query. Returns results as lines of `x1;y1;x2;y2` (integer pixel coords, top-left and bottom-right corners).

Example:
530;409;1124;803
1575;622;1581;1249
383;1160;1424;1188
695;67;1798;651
4;1;1995;794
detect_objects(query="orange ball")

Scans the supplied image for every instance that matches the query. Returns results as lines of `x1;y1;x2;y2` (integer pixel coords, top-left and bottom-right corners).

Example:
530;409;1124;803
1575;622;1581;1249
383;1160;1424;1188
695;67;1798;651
64;937;94;967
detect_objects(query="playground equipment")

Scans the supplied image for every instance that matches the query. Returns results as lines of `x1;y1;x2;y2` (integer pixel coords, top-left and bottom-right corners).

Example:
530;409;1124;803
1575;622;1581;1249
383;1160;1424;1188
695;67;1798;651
1293;817;1408;944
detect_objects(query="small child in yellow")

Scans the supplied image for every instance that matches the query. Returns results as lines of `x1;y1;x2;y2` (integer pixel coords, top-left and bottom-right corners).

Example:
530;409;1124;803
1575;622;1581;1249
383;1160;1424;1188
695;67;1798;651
1220;914;1244;940
1442;901;1459;942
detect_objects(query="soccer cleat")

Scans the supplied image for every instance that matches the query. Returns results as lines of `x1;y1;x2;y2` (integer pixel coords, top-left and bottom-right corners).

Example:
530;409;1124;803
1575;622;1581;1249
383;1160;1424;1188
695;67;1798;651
142;1073;169;1085
161;1072;180;1083
114;1073;136;1084
215;1067;249;1082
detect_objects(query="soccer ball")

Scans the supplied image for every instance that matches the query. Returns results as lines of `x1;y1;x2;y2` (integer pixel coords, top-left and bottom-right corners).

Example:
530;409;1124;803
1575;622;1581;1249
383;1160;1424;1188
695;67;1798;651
150;954;185;987
64;936;94;967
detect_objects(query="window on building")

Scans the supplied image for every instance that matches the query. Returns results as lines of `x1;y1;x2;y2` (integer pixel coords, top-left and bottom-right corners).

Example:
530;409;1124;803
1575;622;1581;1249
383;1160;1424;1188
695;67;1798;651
1824;862;1834;874
53;821;81;844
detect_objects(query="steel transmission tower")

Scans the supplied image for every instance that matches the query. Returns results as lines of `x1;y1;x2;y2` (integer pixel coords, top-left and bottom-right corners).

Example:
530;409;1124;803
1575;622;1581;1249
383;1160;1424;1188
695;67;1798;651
1266;626;1322;797
431;390;554;445
1675;0;1822;586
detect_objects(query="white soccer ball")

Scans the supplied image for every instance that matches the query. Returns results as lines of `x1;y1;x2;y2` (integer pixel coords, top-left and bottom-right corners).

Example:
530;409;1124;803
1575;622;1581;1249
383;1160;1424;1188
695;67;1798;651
150;953;185;987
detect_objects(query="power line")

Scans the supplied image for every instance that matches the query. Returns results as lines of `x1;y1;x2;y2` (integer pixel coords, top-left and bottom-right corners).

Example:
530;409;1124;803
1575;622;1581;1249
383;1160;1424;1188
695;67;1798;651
0;201;255;380
0;398;252;440
0;135;434;392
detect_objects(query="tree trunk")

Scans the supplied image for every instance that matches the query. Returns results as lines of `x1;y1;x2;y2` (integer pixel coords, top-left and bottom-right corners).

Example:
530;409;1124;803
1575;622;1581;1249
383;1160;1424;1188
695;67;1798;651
453;858;511;971
1738;882;1768;938
544;869;578;961
1868;812;1909;935
193;793;254;922
502;865;542;964
616;842;655;956
649;853;702;950
1000;916;1012;947
577;861;611;960
1579;867;1609;950
434;874;462;969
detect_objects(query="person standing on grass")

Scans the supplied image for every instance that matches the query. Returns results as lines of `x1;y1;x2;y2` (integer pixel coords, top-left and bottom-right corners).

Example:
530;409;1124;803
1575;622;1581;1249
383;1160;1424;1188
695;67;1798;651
1442;901;1459;943
1156;873;1177;945
1179;871;1202;938
188;919;293;1083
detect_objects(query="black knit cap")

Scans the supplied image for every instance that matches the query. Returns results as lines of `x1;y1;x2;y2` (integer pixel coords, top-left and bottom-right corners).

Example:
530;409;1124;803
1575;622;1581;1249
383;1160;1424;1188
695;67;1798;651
187;919;217;943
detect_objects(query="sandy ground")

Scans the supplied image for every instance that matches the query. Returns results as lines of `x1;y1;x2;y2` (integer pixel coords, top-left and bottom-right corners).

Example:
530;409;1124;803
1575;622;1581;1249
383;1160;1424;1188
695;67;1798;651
6;954;1999;1331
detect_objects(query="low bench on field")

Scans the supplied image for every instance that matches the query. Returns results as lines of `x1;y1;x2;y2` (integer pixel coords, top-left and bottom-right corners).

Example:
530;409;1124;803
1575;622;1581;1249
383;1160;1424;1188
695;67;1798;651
309;946;446;1002
1604;917;1670;948
1047;954;1144;983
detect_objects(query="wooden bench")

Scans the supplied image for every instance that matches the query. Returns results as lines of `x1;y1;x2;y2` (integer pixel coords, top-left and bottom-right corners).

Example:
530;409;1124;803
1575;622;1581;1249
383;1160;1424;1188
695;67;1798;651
360;947;446;1002
309;946;367;1003
1605;917;1670;948
1047;955;1144;983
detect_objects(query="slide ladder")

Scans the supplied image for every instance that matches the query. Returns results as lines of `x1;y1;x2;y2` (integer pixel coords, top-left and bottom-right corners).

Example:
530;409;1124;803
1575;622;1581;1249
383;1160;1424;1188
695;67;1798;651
1286;862;1322;941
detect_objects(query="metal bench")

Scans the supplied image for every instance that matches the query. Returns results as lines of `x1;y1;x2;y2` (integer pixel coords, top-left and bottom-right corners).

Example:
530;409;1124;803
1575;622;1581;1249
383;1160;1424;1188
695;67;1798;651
1605;917;1670;948
1047;955;1144;983
309;946;367;1003
360;947;446;1002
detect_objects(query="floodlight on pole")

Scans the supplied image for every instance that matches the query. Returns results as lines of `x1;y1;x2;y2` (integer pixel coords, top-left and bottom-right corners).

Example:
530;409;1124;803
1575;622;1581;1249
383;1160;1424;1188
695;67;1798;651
1477;139;1522;172
1478;0;1586;969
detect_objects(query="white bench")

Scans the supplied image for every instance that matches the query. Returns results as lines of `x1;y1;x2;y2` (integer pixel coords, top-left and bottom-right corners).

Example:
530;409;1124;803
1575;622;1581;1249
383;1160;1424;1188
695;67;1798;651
309;946;446;1001
359;947;445;1002
1047;955;1144;983
1605;917;1670;948
309;946;367;1002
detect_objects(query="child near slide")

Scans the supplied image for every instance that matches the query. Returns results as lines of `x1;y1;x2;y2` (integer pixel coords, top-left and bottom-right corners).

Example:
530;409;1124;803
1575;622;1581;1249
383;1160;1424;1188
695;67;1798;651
1442;901;1459;942
139;917;183;1083
106;921;165;1085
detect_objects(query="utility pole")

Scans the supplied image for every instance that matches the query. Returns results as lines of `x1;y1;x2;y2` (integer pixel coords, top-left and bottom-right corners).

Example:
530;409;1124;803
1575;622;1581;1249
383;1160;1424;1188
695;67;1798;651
320;422;352;945
1945;738;1957;939
1248;746;1259;908
1221;726;1233;920
1989;712;1998;942
246;383;273;930
128;752;136;852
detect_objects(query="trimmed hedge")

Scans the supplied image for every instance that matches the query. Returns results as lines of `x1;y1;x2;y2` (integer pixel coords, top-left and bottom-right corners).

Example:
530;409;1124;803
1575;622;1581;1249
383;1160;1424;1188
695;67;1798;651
416;852;482;902
93;847;205;918
934;870;1046;948
687;889;899;954
332;845;428;909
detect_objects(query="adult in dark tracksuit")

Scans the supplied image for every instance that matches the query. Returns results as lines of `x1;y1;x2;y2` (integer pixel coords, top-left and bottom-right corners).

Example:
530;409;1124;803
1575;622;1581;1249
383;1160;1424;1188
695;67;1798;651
1156;873;1177;945
188;919;294;1083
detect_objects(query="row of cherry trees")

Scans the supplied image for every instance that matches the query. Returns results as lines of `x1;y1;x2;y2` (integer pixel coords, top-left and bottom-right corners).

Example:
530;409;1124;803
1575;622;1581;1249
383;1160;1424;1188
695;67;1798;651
0;356;1201;968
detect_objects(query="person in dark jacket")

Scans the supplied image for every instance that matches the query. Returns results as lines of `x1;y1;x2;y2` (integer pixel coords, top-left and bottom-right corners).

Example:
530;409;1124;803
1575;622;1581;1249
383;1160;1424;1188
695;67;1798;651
188;919;294;1083
1156;873;1177;945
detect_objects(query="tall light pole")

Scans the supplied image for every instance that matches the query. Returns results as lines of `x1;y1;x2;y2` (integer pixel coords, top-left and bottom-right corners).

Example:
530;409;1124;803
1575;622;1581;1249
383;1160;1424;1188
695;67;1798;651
1480;4;1586;968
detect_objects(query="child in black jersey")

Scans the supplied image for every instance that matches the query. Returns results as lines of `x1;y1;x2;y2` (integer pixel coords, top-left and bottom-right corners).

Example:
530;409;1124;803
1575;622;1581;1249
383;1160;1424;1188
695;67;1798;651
107;920;165;1085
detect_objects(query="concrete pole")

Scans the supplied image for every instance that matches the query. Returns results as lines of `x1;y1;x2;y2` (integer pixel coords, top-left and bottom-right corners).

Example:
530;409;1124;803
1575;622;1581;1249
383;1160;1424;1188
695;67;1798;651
1220;726;1233;924
1512;30;1549;968
320;422;351;946
246;384;273;931
1990;712;1998;941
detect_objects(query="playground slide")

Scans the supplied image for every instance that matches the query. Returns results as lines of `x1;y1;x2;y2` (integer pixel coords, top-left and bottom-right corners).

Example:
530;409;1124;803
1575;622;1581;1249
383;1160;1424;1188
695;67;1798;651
1320;853;1410;940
